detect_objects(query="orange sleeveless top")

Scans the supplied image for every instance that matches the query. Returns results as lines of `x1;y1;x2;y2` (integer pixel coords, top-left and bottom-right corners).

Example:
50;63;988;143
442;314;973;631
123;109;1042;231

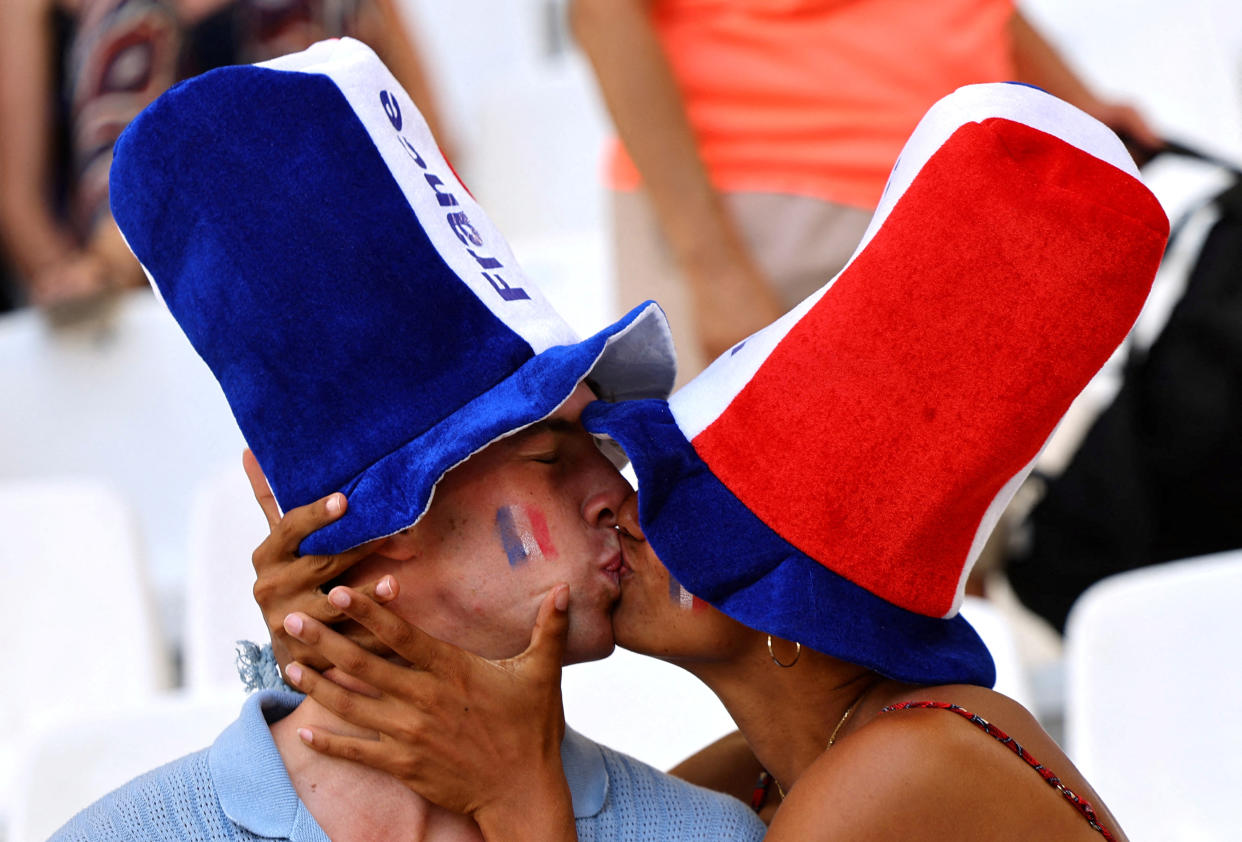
607;0;1017;209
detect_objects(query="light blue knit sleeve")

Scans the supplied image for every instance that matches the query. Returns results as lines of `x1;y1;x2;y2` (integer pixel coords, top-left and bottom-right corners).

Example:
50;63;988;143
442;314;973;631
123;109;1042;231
577;745;767;841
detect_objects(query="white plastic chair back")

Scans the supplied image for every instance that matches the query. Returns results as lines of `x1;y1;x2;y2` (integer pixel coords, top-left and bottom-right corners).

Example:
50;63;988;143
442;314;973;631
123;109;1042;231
183;467;274;691
7;689;244;842
0;292;248;629
0;478;173;830
1065;550;1242;841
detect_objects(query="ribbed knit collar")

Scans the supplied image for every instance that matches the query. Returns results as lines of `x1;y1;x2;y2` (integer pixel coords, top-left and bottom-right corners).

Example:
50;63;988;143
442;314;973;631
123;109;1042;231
210;689;607;838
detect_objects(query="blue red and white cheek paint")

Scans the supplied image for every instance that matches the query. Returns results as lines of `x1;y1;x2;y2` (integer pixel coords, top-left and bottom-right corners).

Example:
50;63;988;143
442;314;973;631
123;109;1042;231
495;504;557;567
668;574;706;612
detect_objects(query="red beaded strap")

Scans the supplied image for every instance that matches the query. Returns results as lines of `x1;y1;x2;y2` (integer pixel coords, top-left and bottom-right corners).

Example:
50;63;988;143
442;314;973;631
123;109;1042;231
881;701;1116;841
751;769;774;812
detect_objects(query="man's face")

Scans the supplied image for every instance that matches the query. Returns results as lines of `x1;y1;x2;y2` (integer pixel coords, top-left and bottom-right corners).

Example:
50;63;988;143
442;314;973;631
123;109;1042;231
362;384;629;664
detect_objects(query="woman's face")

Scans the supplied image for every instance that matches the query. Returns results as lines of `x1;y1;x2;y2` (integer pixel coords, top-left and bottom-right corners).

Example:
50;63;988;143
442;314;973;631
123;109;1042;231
611;491;753;662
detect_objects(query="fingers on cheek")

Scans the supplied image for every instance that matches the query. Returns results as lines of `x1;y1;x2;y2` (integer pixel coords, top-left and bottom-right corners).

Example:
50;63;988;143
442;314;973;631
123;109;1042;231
375;576;396;600
337;648;372;677
284;662;307;687
283;613;312;640
391;718;427;746
392;753;422;781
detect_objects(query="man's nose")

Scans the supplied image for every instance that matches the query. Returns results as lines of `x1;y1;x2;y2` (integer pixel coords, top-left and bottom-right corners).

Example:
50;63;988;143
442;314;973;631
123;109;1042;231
581;461;630;529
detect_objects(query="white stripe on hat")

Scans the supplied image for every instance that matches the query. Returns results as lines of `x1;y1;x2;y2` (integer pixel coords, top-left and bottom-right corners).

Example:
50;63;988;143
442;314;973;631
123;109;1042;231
261;39;578;354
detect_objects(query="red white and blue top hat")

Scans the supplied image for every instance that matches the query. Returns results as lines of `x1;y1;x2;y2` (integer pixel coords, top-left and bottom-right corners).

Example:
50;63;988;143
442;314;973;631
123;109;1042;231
109;39;675;555
585;83;1170;687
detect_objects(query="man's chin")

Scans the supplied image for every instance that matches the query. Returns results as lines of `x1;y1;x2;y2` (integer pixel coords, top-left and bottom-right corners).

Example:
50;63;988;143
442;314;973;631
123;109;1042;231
562;635;617;667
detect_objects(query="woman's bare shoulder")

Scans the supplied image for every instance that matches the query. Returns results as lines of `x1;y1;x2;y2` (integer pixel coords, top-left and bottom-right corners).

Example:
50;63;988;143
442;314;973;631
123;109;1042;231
766;697;996;840
765;687;1126;842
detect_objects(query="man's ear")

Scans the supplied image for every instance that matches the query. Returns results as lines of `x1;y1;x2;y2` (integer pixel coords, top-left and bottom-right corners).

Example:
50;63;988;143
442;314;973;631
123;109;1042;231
332;531;419;593
367;529;421;562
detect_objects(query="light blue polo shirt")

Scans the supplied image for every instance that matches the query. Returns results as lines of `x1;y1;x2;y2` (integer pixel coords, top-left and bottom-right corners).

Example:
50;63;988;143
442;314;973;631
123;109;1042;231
52;690;765;841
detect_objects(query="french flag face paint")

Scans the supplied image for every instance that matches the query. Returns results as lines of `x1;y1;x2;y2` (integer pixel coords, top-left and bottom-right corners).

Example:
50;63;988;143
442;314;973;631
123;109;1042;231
495;504;557;567
668;575;695;611
584;82;1169;687
668;575;706;612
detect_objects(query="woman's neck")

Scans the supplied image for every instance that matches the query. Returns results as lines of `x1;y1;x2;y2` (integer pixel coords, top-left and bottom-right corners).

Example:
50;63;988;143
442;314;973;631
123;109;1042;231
679;639;891;793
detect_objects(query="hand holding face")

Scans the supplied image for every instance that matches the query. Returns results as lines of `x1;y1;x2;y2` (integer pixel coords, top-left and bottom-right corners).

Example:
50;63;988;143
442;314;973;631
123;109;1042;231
281;585;577;839
243;449;397;674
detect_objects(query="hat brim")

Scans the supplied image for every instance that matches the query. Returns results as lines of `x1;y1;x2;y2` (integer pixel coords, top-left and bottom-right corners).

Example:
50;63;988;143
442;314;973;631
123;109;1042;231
583;398;997;687
300;300;673;555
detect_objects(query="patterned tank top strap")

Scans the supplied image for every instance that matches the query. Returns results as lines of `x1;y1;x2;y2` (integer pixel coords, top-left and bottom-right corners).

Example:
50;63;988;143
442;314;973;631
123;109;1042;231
880;701;1117;841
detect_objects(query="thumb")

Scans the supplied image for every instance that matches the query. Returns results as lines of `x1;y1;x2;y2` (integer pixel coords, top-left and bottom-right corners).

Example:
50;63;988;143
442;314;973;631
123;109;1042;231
522;584;570;674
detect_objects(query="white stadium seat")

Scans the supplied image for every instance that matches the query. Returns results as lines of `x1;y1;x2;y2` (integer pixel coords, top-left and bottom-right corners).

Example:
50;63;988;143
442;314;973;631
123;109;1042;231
1065;550;1242;841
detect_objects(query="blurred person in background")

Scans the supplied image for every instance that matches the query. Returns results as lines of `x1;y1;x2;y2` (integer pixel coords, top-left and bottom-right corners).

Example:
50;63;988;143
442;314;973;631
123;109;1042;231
569;0;1162;384
0;0;446;317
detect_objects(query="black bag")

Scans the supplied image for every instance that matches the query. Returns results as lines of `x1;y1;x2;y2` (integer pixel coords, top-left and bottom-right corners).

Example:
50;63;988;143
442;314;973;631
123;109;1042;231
1007;170;1242;633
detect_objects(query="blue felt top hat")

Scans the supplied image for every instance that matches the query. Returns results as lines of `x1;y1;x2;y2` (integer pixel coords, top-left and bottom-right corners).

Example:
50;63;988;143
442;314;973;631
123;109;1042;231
585;83;1170;687
109;38;675;554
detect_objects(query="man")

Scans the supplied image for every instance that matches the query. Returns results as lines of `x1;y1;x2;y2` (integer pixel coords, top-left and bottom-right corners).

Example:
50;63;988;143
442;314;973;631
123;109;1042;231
52;38;765;842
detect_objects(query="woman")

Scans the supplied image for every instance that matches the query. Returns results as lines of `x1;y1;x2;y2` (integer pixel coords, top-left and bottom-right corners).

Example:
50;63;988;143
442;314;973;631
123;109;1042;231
247;81;1169;840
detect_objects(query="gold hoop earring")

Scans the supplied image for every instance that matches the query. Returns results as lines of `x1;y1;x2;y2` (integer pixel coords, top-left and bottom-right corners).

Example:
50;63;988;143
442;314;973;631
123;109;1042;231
767;634;801;668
